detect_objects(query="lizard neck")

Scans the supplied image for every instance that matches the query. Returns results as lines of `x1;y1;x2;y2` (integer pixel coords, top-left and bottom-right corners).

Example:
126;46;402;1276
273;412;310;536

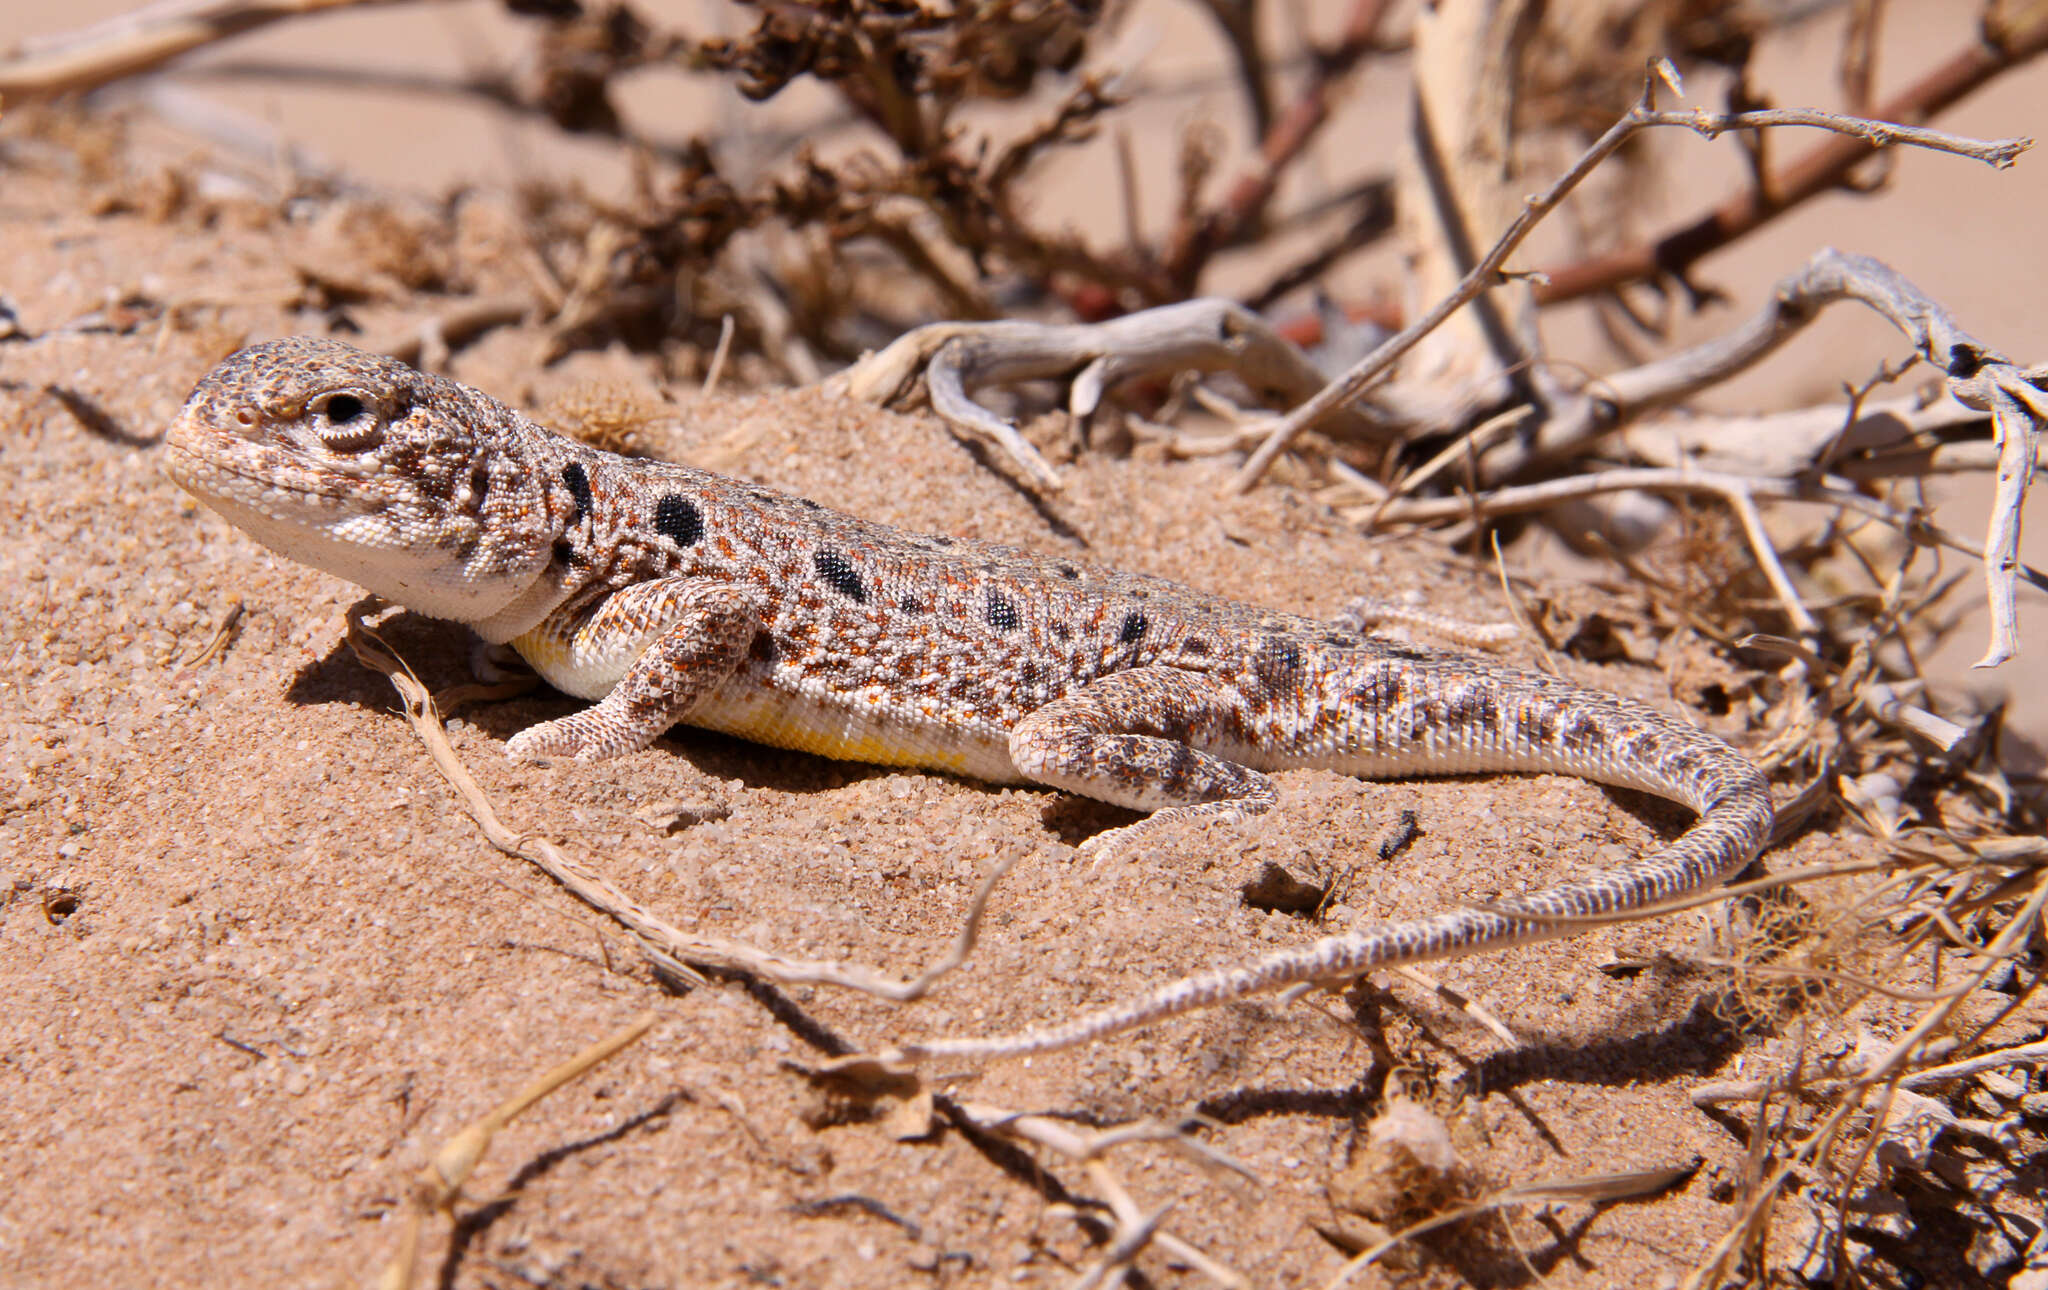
467;572;576;642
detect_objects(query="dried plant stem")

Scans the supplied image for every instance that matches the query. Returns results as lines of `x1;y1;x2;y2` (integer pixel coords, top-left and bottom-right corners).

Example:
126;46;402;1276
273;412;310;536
1365;459;2035;562
948;1102;1249;1290
1324;1161;1698;1289
1535;8;2048;304
344;607;1008;1002
1224;92;2030;496
379;1011;657;1290
833;299;1344;489
0;0;436;101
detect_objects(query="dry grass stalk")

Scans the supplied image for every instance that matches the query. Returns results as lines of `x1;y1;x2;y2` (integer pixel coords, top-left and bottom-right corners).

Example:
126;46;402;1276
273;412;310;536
378;1011;659;1290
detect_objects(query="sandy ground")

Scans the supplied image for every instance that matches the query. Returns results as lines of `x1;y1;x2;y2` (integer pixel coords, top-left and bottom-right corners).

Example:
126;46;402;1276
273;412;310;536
2;3;2045;1288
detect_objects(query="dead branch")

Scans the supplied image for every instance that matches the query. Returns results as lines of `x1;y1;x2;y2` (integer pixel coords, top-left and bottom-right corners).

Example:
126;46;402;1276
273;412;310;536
0;0;441;102
1396;248;2047;666
831;299;1350;490
1534;6;2048;305
1351;464;2047;595
1691;1037;2048;1107
1224;86;2031;495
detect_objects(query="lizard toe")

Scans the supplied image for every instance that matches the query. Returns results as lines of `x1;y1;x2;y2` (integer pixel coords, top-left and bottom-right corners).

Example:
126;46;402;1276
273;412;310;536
505;717;596;762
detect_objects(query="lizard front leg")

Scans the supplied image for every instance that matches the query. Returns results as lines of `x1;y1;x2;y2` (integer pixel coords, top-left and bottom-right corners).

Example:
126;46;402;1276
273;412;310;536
1008;666;1280;852
504;578;760;761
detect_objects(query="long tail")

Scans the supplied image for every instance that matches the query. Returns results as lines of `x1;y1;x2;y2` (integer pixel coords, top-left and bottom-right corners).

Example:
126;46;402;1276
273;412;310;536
891;659;1774;1064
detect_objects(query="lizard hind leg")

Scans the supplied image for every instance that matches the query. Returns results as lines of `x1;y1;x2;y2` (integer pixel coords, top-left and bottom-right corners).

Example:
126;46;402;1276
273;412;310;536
504;577;760;762
1008;666;1279;856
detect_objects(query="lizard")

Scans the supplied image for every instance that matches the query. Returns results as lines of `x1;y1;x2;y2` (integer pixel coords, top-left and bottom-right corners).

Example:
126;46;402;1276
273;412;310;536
166;337;1774;1060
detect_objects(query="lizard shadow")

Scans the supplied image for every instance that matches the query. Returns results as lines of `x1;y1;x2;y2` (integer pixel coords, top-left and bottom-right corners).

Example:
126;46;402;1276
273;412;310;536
285;609;475;706
285;607;899;796
1190;987;1742;1130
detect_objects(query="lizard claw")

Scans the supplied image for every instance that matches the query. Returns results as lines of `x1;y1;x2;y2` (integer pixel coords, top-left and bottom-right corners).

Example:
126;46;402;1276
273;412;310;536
1075;829;1127;864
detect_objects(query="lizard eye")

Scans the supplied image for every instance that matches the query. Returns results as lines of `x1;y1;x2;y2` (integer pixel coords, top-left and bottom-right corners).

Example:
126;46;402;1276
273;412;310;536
310;392;379;450
320;394;365;424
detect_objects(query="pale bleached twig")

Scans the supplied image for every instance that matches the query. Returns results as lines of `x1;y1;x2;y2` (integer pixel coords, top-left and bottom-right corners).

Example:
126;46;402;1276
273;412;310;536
1691;1037;2048;1107
949;1102;1250;1290
1224;89;2029;495
1351;465;2048;604
831;299;1348;491
0;0;438;101
1975;380;2045;666
701;314;737;398
344;607;1008;1002
1322;1160;1699;1290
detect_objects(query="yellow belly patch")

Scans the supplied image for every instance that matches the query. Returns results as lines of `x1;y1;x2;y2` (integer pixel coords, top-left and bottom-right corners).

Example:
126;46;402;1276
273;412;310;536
689;689;1019;781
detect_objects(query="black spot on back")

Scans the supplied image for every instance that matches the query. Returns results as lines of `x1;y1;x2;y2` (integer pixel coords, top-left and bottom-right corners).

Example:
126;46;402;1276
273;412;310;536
1119;612;1148;645
654;494;703;547
560;462;593;523
932;536;955;547
1056;563;1080;580
814;550;867;603
898;595;925;614
799;498;822;511
986;591;1020;632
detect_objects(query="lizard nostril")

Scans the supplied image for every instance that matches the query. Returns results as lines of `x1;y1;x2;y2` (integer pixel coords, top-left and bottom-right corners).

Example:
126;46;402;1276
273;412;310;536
234;407;257;427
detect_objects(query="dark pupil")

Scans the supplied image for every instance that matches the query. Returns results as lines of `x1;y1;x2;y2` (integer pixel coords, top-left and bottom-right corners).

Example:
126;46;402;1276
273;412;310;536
321;394;366;425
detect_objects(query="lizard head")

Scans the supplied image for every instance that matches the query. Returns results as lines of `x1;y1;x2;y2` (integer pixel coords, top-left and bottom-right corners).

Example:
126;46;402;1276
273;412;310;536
167;337;559;624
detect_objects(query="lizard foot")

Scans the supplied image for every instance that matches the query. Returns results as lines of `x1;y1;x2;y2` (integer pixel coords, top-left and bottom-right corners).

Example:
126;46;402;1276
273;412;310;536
468;639;533;684
505;711;643;762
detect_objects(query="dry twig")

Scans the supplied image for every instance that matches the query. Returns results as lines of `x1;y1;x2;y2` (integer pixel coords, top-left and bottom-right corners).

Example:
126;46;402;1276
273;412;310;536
833;299;1347;490
0;0;439;101
344;606;1009;1001
1534;7;2048;304
1224;84;2030;496
947;1101;1250;1290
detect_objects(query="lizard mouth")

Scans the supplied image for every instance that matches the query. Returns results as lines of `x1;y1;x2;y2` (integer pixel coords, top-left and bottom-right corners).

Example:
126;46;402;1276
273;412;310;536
165;418;364;509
